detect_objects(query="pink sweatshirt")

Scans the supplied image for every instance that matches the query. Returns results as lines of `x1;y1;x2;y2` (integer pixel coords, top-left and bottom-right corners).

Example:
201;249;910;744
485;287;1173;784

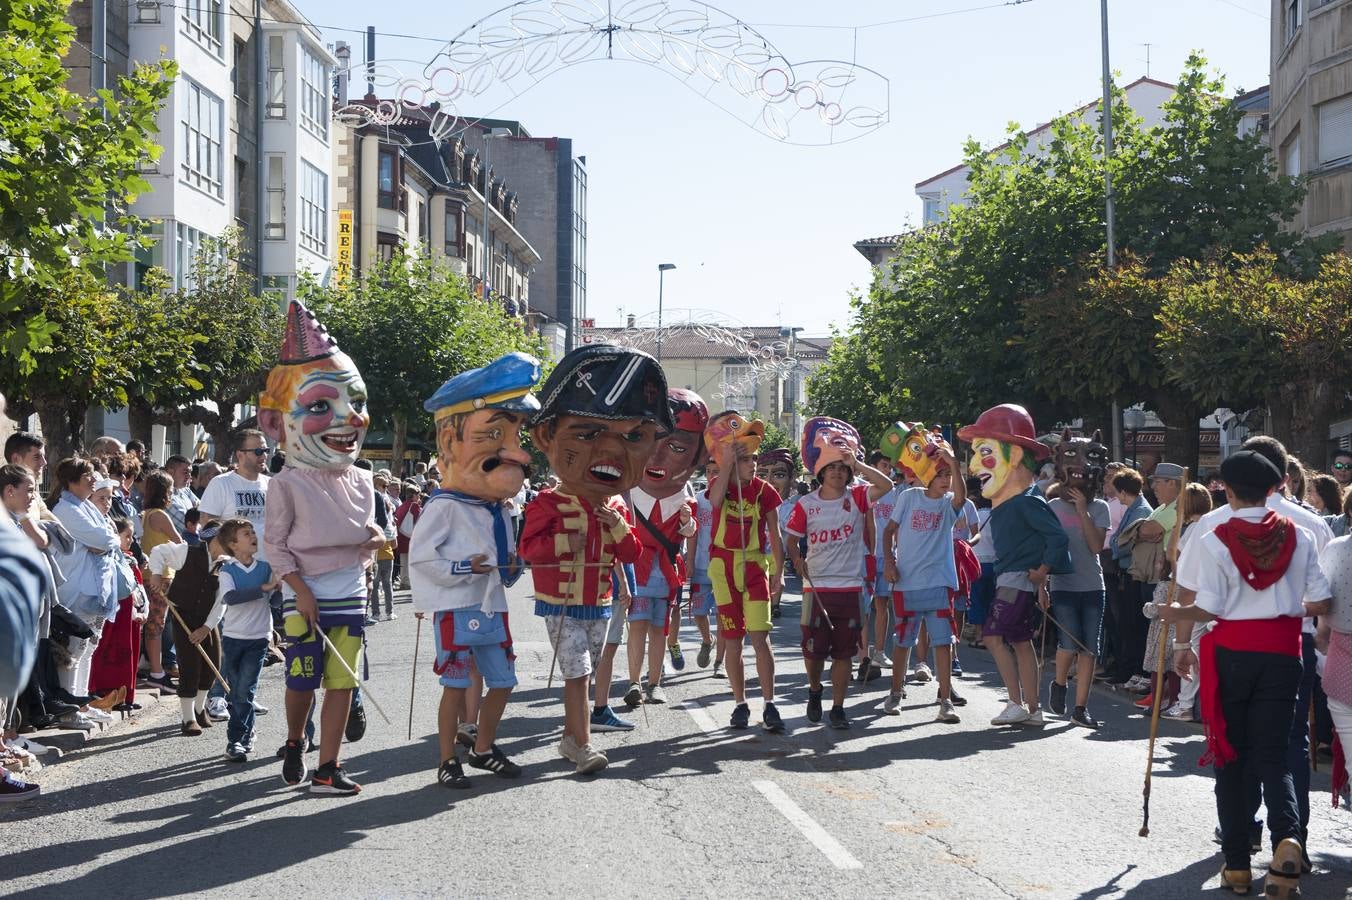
263;466;376;579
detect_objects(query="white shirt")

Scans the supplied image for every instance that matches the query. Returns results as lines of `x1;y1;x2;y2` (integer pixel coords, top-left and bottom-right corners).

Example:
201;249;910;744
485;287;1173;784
409;494;512;614
629;487;696;536
1181;493;1334;633
1178;506;1329;621
211;558;274;640
198;471;270;560
784;484;870;589
167;486;198;537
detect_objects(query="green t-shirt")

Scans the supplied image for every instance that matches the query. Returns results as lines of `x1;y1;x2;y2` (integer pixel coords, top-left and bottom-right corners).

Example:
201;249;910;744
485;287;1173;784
1147;499;1177;535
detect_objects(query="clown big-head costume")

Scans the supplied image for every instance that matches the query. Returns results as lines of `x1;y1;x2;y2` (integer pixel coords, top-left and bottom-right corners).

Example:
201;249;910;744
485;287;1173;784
879;422;946;488
957;404;1050;507
801;416;862;479
259;301;370;469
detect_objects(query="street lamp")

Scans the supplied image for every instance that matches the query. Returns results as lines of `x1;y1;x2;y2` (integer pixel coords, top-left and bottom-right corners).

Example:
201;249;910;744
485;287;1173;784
480;126;512;301
656;263;676;360
1123;407;1146;468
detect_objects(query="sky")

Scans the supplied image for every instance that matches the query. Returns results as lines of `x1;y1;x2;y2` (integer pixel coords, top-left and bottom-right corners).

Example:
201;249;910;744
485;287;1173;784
305;0;1271;335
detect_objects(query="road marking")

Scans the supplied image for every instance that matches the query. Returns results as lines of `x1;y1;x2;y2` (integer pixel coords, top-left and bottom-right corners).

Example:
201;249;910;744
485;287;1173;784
680;698;721;734
753;780;863;870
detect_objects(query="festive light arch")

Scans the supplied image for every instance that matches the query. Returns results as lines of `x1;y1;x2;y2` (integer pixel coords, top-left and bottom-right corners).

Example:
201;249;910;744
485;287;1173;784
335;0;889;146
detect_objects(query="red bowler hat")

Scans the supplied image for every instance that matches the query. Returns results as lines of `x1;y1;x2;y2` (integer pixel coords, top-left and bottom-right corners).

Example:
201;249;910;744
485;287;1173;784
957;404;1050;461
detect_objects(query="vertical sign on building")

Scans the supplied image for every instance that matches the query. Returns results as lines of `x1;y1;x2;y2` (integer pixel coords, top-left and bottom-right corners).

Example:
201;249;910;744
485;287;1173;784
580;317;595;344
335;210;354;287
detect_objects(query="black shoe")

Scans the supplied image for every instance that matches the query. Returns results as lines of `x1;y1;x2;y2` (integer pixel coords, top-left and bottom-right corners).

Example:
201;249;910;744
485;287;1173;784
856;657;871;683
730;702;750;729
948;686;967;707
770;604;782;619
1070;706;1099;729
281;739;307;786
828;706;850;730
146;673;177;692
806;688;823;723
44;700;78;717
310;761;361;795
762;702;786;734
438;756;471;789
1050;680;1068;716
1213;824;1263;853
345;704;367;743
467;744;523;779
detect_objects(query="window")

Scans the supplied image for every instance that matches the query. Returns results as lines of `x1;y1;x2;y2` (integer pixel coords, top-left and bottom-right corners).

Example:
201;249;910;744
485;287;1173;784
1284;133;1301;176
180;79;224;198
922;196;942;225
300;46;328;140
299;161;328;255
181;0;223;56
721;364;755;413
136;0;161;24
1319;96;1352;166
265;155;285;239
376;231;399;264
266;35;286;119
445;210;461;257
377;149;398;209
415;198;427;245
133;221;165;290
261;274;289;303
175;223;217;289
1285;0;1303;43
232;38;249;101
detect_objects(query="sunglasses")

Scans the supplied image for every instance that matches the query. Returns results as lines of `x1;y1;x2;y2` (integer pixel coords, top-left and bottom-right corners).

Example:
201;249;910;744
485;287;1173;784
1334;462;1352;470
242;448;270;457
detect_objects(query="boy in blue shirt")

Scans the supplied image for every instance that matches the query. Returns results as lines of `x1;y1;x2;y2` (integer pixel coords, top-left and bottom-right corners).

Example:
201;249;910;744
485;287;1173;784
209;519;278;762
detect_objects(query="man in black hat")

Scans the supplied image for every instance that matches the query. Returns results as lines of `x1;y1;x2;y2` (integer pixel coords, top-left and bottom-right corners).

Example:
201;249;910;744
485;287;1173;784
519;344;671;775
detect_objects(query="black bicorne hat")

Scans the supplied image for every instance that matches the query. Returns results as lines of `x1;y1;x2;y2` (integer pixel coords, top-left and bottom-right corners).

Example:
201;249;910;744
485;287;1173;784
531;344;674;432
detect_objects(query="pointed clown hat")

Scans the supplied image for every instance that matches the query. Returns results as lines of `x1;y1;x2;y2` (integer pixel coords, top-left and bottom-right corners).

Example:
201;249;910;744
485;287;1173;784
279;299;342;364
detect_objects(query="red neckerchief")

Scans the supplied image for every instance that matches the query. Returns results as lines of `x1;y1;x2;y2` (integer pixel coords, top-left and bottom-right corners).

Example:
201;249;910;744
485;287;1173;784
1213;510;1296;591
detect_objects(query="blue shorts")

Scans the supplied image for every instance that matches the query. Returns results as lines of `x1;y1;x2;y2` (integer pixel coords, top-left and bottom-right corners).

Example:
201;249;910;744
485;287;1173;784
952;593;969;614
871;575;893;600
1049;589;1105;657
892;588;956;649
433;609;517;690
631;568;674;627
690;577;716;617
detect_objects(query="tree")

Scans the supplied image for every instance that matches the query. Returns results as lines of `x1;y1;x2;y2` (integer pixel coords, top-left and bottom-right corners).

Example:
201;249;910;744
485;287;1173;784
810;54;1334;465
0;0;175;369
300;252;546;473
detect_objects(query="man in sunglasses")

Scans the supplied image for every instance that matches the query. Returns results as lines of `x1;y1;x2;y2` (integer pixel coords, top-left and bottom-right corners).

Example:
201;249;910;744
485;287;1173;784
200;429;272;559
1330;450;1352;488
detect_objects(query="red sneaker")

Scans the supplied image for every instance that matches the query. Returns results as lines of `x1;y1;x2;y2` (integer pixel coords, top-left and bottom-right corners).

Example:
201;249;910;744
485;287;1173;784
1134;693;1155;710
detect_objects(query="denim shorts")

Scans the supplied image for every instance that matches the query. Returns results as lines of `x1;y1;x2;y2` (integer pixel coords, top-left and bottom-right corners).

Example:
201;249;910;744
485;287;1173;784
1049;589;1105;657
433;609;517;690
689;578;716;617
892;588;956;648
630;569;673;628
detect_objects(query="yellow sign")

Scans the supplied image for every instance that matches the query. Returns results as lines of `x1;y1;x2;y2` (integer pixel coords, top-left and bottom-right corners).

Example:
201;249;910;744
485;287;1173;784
335;209;354;287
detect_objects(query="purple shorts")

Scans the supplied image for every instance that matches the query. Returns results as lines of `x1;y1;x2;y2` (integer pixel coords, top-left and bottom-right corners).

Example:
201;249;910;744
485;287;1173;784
984;586;1037;644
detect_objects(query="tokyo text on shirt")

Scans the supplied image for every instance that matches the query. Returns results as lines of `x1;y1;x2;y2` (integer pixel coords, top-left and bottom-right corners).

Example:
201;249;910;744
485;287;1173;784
785;483;871;589
199;471;270;560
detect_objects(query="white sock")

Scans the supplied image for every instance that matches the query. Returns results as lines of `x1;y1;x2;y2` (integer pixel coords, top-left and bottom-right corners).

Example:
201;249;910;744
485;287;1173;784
180;698;196;722
194;691;208;714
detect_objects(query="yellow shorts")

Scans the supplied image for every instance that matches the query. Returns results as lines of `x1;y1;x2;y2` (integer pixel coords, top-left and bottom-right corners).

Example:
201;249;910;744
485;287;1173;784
283;615;362;691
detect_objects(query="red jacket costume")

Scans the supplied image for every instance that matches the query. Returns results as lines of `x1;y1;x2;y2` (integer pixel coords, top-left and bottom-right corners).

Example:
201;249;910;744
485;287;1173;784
521;488;641;612
629;487;694;598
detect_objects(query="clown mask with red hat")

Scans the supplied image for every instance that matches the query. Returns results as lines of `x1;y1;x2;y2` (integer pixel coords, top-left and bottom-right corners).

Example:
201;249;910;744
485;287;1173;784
957;404;1050;507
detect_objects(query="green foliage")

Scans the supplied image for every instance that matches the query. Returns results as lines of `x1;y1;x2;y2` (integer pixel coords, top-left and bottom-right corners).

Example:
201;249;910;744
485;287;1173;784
0;0;176;370
299;252;547;439
746;411;797;467
810;54;1333;441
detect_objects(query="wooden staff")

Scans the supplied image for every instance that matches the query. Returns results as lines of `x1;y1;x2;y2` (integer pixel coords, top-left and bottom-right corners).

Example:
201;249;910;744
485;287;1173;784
1141;466;1188;838
408;615;422;741
164;599;231;693
316;627;392;726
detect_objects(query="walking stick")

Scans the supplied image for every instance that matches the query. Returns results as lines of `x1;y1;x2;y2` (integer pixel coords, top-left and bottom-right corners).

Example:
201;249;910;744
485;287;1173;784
164;600;232;693
1140;466;1188;838
316;627;392;726
408;615;422;741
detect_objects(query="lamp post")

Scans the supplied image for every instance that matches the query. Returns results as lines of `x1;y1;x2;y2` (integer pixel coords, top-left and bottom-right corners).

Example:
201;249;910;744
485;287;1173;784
656;262;676;360
480;126;511;301
1124;407;1146;469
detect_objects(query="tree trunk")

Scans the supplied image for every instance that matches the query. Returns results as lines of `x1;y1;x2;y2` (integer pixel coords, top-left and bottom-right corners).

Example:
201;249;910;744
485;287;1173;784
34;396;87;461
391;411;408;479
1152;390;1201;477
207;413;235;464
1273;380;1338;470
126;399;156;447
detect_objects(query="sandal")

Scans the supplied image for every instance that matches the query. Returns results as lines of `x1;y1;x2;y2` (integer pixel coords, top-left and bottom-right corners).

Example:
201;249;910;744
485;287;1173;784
467;744;523;779
438;756;471;789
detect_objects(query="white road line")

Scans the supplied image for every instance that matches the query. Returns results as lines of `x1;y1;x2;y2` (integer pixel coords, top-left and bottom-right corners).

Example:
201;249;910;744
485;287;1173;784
680;698;721;734
753;780;863;870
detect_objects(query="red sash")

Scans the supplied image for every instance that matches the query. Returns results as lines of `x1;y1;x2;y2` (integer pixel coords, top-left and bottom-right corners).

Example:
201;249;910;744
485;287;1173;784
1198;616;1301;767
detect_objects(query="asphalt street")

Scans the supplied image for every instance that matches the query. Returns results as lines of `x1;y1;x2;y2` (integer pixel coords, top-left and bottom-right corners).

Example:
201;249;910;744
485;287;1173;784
4;578;1351;899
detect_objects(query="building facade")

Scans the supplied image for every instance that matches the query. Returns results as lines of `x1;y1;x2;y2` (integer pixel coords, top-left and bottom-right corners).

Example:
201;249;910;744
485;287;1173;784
1270;0;1352;245
331;102;540;317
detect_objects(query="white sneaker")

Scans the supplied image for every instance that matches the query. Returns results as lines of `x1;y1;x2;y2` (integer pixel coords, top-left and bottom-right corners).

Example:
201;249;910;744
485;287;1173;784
1020;708;1045;728
913;663;933;683
207;697;230;720
60;712;95;731
870;650;892;669
936;699;960;724
991;701;1029;726
1123;675;1150;692
1163;702;1194;721
646;683;667;705
558;734;581;763
386;612;398;621
84;708;112;723
12;737;54;756
573;742;609;775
